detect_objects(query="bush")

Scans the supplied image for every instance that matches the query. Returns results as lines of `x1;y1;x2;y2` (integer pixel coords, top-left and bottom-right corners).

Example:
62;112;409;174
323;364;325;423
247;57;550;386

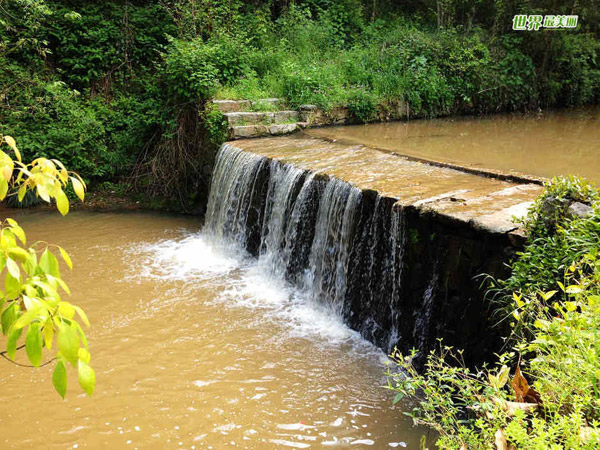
347;89;377;122
388;179;600;449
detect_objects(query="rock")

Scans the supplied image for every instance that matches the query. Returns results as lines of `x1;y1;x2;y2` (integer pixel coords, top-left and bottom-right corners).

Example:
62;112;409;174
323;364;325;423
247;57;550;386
230;125;268;139
269;123;298;135
538;196;570;230
299;104;318;111
273;111;299;122
212;99;251;113
539;196;569;217
224;112;272;126
567;201;593;219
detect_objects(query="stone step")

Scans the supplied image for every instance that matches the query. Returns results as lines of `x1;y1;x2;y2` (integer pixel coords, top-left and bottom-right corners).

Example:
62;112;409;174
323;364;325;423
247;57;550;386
230;122;305;140
212;98;284;113
224;110;299;126
212;100;251;113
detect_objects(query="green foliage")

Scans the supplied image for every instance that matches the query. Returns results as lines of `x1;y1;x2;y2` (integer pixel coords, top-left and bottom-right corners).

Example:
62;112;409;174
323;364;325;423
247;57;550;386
164;36;251;102
0;134;94;398
388;180;600;449
201;102;228;146
347;90;377;123
495;177;599;338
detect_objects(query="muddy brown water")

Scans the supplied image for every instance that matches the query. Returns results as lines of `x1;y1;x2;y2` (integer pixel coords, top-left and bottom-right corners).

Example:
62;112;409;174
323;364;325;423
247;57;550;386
307;106;600;184
0;211;429;449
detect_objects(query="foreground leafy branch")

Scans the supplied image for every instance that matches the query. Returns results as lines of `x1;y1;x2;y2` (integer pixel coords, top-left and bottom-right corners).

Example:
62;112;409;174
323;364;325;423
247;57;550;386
0;134;93;398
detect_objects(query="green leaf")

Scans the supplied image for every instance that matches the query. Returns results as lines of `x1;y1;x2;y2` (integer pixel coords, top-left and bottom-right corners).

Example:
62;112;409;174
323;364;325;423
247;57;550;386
52;360;67;399
6;328;22;360
39;249;60;278
55;188;69;216
57;322;79;366
0;178;8;201
4;271;21;299
1;303;18;334
78;360;95;396
6;257;20;280
392;392;403;404
25;323;43;367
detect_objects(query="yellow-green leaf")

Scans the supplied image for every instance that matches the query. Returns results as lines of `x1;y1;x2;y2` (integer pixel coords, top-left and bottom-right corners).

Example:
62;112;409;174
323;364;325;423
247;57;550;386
58;246;73;269
566;285;583;294
52;360;67;399
57;302;75;319
39;249;60;278
0;178;8;200
55;188;69;216
6;328;22;360
57;322;79;366
70;176;85;201
73;305;90;327
78;360;95;396
43;320;54;349
17;184;26;202
6;257;20;280
6;219;26;244
8;246;30;263
78;347;91;364
4;136;21;161
565;301;577;312
25;323;43;367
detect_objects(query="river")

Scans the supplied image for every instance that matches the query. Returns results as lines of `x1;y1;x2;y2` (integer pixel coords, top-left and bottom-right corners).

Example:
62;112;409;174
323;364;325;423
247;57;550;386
0;210;427;449
307;106;600;183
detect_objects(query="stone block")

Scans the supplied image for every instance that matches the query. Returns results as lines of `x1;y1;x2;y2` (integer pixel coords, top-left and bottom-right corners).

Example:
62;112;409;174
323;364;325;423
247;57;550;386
212;100;251;113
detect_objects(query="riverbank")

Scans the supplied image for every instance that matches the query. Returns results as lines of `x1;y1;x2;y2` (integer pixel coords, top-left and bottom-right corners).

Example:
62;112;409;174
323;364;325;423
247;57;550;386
1;0;599;211
387;177;600;449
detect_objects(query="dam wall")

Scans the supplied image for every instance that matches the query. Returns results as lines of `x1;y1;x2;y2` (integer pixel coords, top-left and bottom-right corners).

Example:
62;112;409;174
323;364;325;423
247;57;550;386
205;136;542;365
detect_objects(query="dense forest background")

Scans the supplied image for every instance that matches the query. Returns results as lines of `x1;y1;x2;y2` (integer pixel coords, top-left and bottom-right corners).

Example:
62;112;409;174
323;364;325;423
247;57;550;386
1;0;599;210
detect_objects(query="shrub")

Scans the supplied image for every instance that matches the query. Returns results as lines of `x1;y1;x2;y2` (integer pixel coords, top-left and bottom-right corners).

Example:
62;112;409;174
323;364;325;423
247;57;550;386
388;179;600;450
347;89;377;122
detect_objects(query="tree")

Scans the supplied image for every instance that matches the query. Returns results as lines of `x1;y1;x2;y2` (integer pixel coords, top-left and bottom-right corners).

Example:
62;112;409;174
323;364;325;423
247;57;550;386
0;134;94;398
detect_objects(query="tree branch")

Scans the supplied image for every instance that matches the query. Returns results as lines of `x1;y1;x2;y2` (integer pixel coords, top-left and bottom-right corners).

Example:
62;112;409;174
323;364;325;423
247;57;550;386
0;345;56;368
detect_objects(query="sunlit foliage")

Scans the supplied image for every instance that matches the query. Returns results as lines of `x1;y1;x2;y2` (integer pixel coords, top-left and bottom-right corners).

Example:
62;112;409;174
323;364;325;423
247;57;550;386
0;135;93;398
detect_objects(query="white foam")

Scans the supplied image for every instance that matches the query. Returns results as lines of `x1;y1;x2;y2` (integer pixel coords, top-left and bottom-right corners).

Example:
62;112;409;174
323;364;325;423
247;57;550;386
131;230;387;359
132;233;248;281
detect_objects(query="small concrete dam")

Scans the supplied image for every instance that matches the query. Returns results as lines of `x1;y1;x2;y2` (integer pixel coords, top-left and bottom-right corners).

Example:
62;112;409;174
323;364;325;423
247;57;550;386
206;130;544;365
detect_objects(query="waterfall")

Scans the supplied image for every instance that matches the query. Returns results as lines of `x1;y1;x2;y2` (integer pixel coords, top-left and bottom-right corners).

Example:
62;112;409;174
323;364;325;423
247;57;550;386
304;178;361;314
204;143;504;364
205;144;397;344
